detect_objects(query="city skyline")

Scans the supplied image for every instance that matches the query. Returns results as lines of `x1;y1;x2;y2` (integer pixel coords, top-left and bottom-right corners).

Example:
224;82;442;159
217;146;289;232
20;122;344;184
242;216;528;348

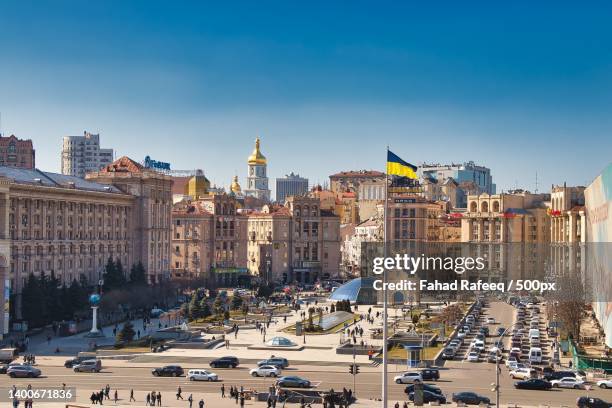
1;1;611;192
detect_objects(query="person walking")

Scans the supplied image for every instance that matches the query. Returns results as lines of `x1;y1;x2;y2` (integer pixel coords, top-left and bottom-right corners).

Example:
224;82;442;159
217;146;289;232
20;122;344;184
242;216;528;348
146;393;151;406
157;392;161;406
239;392;245;407
188;394;193;408
221;384;225;398
176;386;183;400
198;399;204;408
113;390;118;404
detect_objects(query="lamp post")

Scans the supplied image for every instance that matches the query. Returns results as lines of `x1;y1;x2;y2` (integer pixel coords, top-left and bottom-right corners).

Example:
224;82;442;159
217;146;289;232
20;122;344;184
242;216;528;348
495;322;519;406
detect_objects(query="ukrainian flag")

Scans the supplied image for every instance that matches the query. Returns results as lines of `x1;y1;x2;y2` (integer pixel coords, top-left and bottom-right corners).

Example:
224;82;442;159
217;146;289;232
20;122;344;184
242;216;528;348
387;150;418;179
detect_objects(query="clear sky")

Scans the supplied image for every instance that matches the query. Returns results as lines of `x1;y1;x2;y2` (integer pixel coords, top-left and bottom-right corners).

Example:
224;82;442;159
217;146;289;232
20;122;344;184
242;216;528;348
1;1;611;194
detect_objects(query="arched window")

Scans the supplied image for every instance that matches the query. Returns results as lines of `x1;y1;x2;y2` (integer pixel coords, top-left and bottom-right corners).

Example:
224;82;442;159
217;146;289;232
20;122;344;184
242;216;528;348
470;201;478;212
492;201;500;213
481;201;489;212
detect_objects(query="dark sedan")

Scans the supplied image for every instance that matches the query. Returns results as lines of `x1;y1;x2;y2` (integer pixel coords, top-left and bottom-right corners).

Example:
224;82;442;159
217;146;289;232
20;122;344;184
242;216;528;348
151;365;184;377
514;378;552;390
408;390;446;404
577;397;612;408
276;376;311;388
451;392;491;405
404;384;442;395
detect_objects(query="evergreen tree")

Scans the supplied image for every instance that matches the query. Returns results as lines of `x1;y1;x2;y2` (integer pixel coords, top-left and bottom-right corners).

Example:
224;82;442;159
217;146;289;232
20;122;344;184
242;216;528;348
44;271;62;322
201;300;212;318
213;294;225;317
103;257;126;290
129;261;147;285
230;294;243;310
21;273;44;327
116;321;136;343
188;295;203;320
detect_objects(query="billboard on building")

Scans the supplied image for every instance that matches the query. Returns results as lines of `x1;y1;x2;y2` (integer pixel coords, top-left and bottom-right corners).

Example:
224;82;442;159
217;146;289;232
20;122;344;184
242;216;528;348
585;163;612;347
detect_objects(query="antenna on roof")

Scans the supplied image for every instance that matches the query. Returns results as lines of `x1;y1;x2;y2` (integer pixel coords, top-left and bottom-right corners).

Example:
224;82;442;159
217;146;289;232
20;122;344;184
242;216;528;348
534;171;539;193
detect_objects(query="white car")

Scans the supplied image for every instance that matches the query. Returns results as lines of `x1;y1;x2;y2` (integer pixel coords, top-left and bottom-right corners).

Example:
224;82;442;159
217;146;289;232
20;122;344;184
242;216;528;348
393;372;423;384
509;368;532;380
597;379;612;389
250;365;281;377
467;352;480;362
505;356;518;368
187;369;218;382
471;341;485;353
486;317;495;324
551;377;584;389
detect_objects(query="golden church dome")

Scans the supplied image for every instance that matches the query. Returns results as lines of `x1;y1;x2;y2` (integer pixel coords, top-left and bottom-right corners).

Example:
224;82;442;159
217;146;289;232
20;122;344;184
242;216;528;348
230;175;242;193
247;137;267;165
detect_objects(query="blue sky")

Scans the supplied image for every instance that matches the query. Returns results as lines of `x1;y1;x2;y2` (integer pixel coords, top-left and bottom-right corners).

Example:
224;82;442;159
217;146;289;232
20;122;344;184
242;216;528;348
1;1;611;194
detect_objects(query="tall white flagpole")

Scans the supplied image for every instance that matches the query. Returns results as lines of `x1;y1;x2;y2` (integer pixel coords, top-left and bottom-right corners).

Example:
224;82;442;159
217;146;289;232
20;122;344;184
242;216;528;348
382;146;389;408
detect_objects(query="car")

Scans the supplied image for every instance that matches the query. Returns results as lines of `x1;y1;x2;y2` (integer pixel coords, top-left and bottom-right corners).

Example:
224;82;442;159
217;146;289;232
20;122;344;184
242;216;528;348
257;357;289;369
442;348;456;359
276;376;311;388
250;365;281;377
475;333;486;342
514;378;552;390
509;368;534;380
544;370;583;382
73;359;102;373
209;356;239;368
467;352;479;362
486;317;496;324
394;372;423;384
420;368;440;381
506;356;518;367
576;397;612;408
187;369;218;381
151;365;184;377
408;390;446;404
597;379;612;389
404;383;443;395
457;331;467;339
451;391;491;405
479;327;490;336
551;376;585;389
7;364;41;378
471;341;485;353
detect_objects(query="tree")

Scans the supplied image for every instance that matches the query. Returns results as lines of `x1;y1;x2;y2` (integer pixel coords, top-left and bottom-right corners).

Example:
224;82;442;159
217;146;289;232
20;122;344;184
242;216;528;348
230;294;243;310
213;294;225;318
103;258;126;291
129;262;147;285
189;295;203;320
201;302;212;319
116;321;136;343
256;284;273;299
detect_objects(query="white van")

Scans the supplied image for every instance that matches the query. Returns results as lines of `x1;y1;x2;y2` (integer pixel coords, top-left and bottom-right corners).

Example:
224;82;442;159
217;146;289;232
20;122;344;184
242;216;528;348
529;347;542;364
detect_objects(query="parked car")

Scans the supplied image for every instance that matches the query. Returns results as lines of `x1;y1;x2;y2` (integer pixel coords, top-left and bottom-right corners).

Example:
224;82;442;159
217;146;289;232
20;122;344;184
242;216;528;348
7;364;41;378
404;384;442;395
451;391;491;405
393;372;423;384
514;378;552;390
73;359;102;373
250;365;281;377
442;348;456;360
551;377;585;389
497;327;506;336
408;390;446;404
544;370;583;382
187;369;218;381
209;356;239;368
420;368;440;381
257;358;289;369
576;397;612;408
276;376;311;388
64;352;97;368
596;379;612;389
486;317;496;324
151;365;184;377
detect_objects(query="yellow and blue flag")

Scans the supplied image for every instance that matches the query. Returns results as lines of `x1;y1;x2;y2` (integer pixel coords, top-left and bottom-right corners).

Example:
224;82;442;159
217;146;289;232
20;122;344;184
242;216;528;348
387;150;418;179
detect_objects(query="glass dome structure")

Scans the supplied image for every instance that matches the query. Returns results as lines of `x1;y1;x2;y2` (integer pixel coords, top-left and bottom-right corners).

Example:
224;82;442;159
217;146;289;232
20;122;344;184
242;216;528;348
327;277;377;304
266;336;297;347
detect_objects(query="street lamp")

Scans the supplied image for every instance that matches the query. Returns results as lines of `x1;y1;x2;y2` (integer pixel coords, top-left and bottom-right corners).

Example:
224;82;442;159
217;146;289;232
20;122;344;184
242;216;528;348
495;321;520;407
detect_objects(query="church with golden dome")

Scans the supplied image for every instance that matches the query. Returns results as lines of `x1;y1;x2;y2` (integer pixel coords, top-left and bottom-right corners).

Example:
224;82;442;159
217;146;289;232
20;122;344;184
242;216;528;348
244;137;271;201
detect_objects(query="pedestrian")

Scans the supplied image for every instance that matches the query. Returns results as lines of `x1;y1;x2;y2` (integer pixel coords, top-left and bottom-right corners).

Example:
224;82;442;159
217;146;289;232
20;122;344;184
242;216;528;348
137;329;141;339
92;393;98;405
394;403;399;408
176;386;183;400
157;392;161;406
569;360;573;368
146;393;151;406
240;393;245;407
188;394;193;408
130;389;135;402
234;390;239;404
105;385;111;400
12;397;19;408
198;399;204;408
221;384;225;398
114;390;118;403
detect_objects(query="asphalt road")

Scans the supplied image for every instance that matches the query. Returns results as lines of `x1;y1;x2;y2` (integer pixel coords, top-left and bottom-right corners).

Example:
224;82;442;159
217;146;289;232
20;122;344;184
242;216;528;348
4;301;612;406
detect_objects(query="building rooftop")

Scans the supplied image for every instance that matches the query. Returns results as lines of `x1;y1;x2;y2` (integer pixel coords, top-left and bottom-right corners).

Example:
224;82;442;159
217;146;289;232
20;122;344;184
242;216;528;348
0;166;123;193
329;170;385;178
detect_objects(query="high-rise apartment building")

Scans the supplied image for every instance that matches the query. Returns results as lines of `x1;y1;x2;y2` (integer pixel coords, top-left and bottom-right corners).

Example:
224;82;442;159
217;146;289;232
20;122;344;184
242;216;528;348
276;172;308;203
61;131;114;178
0;135;35;169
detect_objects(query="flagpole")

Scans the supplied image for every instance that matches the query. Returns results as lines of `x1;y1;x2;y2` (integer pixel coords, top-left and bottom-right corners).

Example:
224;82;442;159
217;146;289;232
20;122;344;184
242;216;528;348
382;146;389;408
